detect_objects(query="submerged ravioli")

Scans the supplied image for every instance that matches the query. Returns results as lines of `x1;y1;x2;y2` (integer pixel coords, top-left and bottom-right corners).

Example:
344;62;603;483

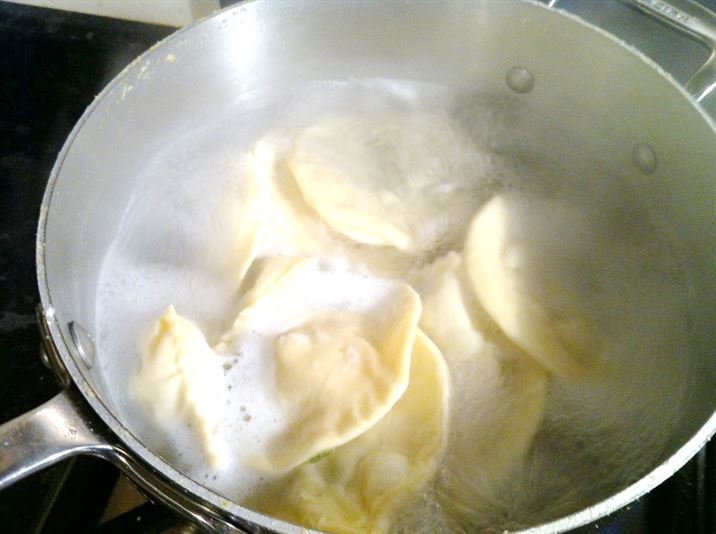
289;112;482;253
438;348;547;518
252;137;337;257
119;150;267;297
228;150;270;288
247;331;449;534
409;252;485;365
220;257;422;473
131;306;227;469
464;194;603;380
410;253;547;490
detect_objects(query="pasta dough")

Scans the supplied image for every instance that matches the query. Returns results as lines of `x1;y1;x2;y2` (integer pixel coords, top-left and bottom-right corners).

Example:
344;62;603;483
131;306;228;469
438;348;547;522
252;137;337;258
463;194;602;380
409;252;485;365
219;257;422;473
409;252;547;493
228;150;270;288
250;136;417;278
118;148;268;297
247;331;450;534
289;112;482;253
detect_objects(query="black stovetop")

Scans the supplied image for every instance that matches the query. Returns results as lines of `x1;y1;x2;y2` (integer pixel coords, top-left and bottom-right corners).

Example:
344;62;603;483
0;1;715;533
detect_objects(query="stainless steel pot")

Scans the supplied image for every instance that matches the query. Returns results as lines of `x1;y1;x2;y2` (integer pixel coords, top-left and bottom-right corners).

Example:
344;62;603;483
1;1;716;532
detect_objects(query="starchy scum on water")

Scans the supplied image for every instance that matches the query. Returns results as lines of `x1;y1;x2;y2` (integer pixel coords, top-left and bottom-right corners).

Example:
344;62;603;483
95;79;692;533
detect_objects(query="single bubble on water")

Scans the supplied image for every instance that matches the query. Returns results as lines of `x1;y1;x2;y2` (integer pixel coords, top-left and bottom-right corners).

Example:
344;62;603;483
506;66;535;94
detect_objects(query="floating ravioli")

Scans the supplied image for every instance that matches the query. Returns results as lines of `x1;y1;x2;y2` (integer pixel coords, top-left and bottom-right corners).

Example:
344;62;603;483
252;136;419;279
289;112;482;253
220;257;422;473
463;194;603;380
247;331;450;534
131;306;227;469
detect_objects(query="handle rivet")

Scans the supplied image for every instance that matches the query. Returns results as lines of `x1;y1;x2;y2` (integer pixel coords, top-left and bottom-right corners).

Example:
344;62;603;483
506;66;535;94
632;143;658;174
68;322;95;369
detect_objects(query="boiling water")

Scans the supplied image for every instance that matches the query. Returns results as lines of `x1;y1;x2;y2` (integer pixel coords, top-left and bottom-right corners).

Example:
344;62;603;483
94;79;693;531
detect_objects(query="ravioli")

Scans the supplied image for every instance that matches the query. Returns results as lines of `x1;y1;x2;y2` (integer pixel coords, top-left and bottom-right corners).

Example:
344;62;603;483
409;252;485;365
409;252;548;493
463;194;602;380
118;149;267;299
247;330;450;534
228;149;270;288
219;257;422;473
437;347;547;523
131;306;227;469
252;137;337;258
289;112;482;253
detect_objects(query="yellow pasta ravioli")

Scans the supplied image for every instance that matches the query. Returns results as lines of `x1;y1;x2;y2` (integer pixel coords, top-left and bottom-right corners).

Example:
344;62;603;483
247;331;449;534
464;194;602;380
289;112;481;253
220;257;422;473
131;306;228;469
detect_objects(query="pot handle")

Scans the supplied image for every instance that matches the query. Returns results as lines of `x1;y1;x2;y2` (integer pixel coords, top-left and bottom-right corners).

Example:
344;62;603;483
618;0;716;102
0;389;113;490
0;389;246;533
